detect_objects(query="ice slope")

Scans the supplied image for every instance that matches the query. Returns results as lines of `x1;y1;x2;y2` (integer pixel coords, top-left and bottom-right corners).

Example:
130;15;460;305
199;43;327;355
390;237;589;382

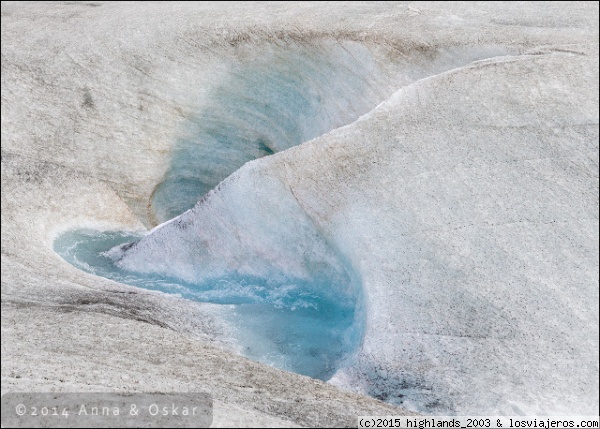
116;52;600;414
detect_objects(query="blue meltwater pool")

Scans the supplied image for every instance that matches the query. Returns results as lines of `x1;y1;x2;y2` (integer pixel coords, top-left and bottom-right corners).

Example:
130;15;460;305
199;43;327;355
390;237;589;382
54;229;363;381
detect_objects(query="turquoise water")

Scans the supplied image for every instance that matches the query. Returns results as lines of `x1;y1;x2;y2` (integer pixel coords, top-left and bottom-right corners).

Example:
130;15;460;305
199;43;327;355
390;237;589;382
54;229;360;380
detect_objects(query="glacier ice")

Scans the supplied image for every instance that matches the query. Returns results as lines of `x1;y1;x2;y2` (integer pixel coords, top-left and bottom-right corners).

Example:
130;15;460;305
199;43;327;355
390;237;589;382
148;41;515;223
4;1;599;425
113;52;599;415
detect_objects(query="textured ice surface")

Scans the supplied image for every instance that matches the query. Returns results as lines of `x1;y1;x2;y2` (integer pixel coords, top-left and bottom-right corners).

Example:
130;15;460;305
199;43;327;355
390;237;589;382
148;41;515;223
